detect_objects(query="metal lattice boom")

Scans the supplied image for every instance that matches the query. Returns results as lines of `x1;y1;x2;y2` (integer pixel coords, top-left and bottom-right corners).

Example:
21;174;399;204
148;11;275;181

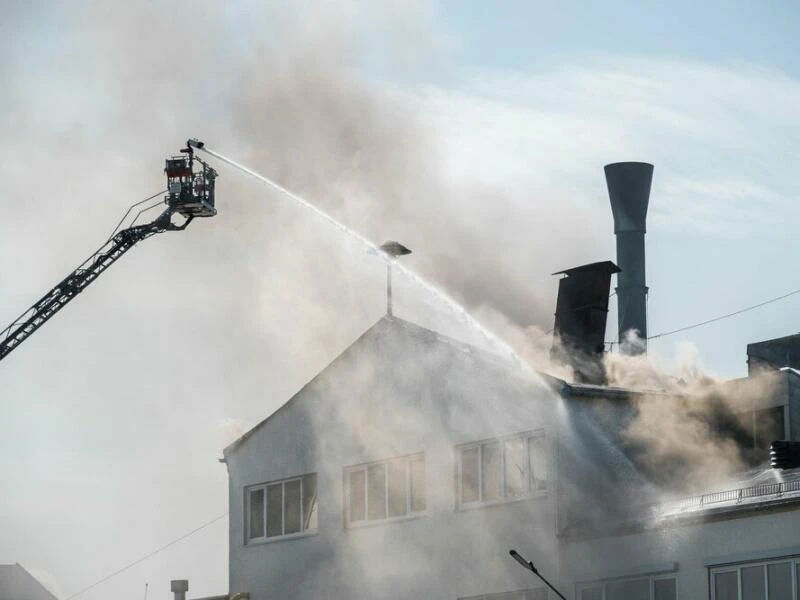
0;210;189;361
0;141;218;364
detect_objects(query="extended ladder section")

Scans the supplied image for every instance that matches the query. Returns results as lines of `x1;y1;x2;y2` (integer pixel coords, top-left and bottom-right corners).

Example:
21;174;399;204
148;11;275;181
0;144;218;362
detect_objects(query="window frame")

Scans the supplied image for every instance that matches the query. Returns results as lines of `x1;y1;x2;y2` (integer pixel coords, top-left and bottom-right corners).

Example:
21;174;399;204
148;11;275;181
244;472;318;545
575;573;677;600
456;430;547;509
709;556;800;600
458;588;547;600
343;452;427;528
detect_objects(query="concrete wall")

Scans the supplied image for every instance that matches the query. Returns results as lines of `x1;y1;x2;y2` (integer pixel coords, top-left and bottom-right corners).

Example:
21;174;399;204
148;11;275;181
564;509;800;598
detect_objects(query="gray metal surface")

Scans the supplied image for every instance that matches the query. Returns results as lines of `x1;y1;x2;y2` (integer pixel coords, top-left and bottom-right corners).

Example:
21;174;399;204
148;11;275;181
605;162;654;354
551;261;620;384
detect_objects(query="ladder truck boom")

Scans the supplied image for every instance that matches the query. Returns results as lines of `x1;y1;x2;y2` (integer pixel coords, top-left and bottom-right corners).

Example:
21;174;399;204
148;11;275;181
0;141;217;363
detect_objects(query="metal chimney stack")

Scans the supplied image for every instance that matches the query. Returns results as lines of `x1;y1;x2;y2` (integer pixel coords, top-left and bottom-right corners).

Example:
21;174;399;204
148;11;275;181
605;162;654;355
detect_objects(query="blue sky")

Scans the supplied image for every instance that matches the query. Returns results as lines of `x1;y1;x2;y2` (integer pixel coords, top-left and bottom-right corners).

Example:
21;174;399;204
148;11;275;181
419;1;800;378
441;1;800;77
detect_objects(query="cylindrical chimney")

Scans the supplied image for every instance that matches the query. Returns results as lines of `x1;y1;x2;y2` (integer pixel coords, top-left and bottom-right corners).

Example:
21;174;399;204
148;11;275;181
171;580;189;600
605;162;653;355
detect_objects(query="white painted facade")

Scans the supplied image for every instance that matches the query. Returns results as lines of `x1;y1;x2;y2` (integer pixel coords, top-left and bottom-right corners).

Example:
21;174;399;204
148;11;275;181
224;316;561;600
223;316;800;600
565;505;800;599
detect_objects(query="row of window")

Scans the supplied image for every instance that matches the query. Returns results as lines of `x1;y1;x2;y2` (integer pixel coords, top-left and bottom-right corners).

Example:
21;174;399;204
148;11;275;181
578;575;676;600
245;431;547;543
345;453;426;525
459;433;547;505
247;473;318;540
712;558;800;600
578;557;800;600
460;588;548;600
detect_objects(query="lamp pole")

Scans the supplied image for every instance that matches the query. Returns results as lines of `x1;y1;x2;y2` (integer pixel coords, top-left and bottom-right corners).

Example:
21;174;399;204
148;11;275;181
509;550;568;600
387;262;393;316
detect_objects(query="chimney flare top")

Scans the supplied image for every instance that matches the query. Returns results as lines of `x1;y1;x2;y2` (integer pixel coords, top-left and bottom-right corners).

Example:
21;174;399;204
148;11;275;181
605;162;654;234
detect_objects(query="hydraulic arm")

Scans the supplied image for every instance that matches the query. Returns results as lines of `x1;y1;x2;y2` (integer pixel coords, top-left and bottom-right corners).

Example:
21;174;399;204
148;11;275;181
0;141;217;363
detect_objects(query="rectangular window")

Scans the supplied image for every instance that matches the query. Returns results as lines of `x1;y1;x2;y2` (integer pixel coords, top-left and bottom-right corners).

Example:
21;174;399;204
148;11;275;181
577;575;676;600
367;463;387;520
580;587;602;600
246;473;317;543
457;431;547;506
349;469;366;522
605;579;649;600
711;557;800;599
248;488;264;539
344;453;426;527
388;459;408;517
409;455;426;512
653;578;676;600
459;588;547;600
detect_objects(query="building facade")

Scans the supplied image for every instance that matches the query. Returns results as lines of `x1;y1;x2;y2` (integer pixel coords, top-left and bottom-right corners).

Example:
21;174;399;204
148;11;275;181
223;316;800;600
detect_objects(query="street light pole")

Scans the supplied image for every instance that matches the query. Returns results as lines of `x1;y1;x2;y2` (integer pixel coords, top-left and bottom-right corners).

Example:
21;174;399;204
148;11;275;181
509;550;568;600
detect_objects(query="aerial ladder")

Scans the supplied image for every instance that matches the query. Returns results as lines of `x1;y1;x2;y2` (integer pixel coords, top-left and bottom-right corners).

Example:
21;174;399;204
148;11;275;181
0;141;217;362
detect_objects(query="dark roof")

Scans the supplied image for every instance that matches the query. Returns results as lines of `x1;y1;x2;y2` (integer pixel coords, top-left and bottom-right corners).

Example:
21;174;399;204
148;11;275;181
749;332;800;348
552;260;621;277
0;564;59;600
748;332;800;369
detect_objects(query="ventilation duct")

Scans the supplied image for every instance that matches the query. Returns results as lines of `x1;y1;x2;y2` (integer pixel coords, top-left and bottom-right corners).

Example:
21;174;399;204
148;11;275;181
551;261;620;384
605;162;654;355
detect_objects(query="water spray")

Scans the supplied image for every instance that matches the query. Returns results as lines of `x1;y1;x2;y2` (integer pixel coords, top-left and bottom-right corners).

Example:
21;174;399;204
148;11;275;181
186;138;537;377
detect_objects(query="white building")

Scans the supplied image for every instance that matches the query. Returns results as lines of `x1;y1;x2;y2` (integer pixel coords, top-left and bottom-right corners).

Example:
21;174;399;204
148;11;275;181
221;314;800;600
223;315;561;600
0;564;59;600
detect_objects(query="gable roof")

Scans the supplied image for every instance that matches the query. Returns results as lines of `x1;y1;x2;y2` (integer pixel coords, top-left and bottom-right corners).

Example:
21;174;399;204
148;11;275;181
220;313;675;462
222;314;541;458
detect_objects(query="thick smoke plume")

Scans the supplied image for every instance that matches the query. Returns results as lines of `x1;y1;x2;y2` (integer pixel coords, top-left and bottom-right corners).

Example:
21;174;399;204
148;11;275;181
596;343;781;494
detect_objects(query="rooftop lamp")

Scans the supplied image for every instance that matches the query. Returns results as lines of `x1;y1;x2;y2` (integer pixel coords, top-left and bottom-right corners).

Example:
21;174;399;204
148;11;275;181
379;241;412;317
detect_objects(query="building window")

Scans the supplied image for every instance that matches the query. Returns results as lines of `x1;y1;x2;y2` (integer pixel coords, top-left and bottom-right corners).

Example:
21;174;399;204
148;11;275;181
457;431;546;507
344;453;425;527
459;588;548;600
711;557;800;600
577;574;676;600
246;473;318;543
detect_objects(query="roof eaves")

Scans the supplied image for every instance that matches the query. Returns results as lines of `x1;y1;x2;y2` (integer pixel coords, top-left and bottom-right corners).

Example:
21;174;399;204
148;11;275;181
562;381;670;400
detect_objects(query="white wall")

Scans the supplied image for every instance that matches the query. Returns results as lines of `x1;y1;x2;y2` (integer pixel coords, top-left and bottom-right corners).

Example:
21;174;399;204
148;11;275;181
226;318;562;600
565;509;800;599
